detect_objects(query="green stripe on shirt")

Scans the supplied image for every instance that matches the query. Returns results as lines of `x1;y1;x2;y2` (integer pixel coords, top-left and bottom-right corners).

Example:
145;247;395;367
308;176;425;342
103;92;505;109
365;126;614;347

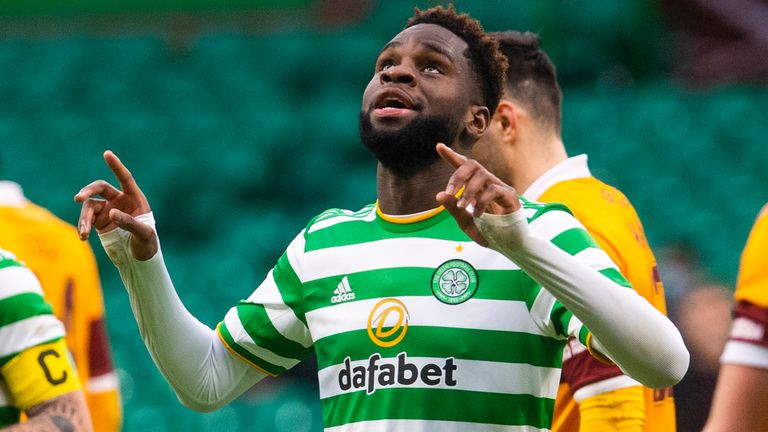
0;293;54;327
235;302;312;360
0;406;21;429
322;387;554;429
0;259;23;271
314;326;564;370
550;227;599;256
217;322;284;376
302;268;533;313
599;268;633;289
272;253;309;326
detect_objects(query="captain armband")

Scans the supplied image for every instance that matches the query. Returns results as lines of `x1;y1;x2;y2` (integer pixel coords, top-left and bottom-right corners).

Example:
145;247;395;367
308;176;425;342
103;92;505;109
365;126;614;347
1;338;81;409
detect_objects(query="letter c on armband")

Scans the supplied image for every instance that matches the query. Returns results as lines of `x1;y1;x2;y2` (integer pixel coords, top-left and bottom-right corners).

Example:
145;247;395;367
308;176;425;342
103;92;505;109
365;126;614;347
37;349;68;385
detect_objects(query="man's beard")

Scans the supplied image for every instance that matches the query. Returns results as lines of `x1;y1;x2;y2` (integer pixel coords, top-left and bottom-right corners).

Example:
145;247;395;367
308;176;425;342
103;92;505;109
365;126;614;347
359;110;462;178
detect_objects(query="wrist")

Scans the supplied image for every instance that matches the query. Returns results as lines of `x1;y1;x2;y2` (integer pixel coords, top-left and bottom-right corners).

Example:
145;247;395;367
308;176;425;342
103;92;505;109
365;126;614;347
474;207;528;252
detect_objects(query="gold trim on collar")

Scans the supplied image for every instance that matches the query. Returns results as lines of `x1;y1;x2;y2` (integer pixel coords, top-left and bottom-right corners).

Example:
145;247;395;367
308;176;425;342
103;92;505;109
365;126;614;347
375;187;464;224
376;201;445;224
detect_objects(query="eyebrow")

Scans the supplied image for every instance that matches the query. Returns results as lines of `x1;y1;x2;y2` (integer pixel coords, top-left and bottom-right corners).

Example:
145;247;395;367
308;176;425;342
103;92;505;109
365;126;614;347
377;40;455;60
379;40;401;55
420;41;454;60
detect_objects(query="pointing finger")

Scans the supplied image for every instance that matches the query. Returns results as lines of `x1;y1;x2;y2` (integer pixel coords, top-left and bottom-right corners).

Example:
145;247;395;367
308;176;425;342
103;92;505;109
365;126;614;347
443;158;480;197
104;151;140;195
436;143;467;169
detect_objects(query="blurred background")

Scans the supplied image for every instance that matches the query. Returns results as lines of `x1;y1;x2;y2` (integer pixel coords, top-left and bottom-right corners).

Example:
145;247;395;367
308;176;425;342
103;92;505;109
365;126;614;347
1;0;766;430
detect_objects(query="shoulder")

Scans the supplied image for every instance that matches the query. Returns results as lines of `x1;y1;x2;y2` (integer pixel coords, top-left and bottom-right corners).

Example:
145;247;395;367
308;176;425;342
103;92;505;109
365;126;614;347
749;206;768;238
518;197;594;243
304;203;377;236
19;202;75;231
735;206;768;305
520;196;573;222
0;250;62;358
539;177;643;233
5;202;85;249
0;248;46;305
742;208;768;258
0;247;19;262
540;177;633;214
0;248;34;284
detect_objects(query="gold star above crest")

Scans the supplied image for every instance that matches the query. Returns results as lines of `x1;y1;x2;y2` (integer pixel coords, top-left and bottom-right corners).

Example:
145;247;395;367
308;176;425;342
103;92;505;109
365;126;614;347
455;244;464;253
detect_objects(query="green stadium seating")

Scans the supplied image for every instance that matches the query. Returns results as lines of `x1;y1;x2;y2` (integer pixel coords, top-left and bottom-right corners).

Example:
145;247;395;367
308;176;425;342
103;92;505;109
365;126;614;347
1;2;766;429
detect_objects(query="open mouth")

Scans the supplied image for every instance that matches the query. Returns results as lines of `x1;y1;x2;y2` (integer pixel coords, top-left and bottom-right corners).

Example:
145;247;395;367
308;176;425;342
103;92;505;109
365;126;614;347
372;91;418;119
374;90;416;111
381;98;410;109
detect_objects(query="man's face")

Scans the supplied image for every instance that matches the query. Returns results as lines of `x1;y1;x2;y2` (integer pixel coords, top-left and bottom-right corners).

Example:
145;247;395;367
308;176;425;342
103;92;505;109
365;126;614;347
360;24;479;176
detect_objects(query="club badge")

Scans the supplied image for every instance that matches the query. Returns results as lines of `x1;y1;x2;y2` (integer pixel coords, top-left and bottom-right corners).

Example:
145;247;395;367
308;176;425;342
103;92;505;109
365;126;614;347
431;259;479;305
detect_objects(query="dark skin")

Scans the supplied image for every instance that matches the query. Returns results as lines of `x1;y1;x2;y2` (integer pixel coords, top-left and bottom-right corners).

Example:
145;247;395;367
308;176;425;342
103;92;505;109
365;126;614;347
364;24;491;215
75;23;520;256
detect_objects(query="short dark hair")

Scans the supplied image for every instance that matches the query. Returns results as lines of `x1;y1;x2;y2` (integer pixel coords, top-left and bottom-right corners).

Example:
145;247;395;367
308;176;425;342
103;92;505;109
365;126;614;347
490;31;562;134
407;6;507;117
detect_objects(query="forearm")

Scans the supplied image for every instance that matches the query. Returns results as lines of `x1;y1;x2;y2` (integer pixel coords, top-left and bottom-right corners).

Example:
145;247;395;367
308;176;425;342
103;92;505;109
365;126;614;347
706;308;768;431
99;214;265;410
475;210;689;388
705;363;768;432
3;392;92;432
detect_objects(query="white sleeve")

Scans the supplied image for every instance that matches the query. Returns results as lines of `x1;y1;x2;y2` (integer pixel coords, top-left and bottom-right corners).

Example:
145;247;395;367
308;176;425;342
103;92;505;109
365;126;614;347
720;310;768;369
474;207;689;389
98;213;266;412
721;340;768;369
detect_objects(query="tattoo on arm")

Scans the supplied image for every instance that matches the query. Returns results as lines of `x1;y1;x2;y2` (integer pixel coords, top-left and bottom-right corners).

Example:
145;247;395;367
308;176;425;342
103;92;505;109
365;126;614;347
1;391;92;432
50;416;74;432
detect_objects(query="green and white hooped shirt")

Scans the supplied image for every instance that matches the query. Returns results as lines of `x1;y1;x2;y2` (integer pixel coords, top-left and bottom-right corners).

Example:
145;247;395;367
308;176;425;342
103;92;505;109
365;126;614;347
217;199;628;431
0;249;66;427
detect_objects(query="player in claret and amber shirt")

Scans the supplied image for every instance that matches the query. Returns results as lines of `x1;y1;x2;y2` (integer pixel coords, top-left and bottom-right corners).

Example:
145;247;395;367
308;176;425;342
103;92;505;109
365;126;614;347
472;31;674;432
705;206;768;432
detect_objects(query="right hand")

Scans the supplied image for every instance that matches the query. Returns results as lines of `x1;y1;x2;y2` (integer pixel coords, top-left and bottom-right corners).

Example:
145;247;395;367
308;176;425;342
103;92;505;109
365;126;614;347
74;150;158;261
434;143;521;247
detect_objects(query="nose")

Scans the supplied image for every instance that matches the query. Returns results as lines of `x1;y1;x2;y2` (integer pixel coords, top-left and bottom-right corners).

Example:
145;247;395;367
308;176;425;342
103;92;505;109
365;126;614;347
380;64;416;86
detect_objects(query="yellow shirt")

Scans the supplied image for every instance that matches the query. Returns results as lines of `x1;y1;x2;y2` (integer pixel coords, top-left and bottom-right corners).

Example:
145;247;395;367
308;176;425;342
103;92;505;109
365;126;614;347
0;181;122;431
525;156;675;432
735;206;768;308
725;205;768;358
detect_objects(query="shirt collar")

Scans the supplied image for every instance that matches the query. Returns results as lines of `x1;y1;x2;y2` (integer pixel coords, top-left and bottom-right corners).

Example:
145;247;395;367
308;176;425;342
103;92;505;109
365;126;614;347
376;200;445;224
522;154;591;201
0;181;27;207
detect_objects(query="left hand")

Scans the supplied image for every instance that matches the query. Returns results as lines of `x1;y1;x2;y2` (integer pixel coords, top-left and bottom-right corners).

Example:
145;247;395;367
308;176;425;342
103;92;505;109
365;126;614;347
74;151;157;261
435;143;521;246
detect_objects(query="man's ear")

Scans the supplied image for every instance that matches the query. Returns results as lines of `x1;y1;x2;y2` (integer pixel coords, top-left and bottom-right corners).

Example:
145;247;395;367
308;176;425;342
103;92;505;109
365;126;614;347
465;105;490;140
494;100;518;143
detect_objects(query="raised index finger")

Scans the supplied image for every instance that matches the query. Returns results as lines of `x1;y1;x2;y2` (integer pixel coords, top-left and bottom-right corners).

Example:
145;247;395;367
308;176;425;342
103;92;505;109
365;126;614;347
104;150;139;194
436;143;467;169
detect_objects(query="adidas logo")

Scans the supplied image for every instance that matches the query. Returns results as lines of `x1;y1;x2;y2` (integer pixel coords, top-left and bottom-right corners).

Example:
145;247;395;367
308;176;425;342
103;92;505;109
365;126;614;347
331;276;356;304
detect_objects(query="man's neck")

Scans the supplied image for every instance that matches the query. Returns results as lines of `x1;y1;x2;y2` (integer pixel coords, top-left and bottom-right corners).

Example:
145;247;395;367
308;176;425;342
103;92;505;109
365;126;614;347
376;161;455;215
509;135;567;194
